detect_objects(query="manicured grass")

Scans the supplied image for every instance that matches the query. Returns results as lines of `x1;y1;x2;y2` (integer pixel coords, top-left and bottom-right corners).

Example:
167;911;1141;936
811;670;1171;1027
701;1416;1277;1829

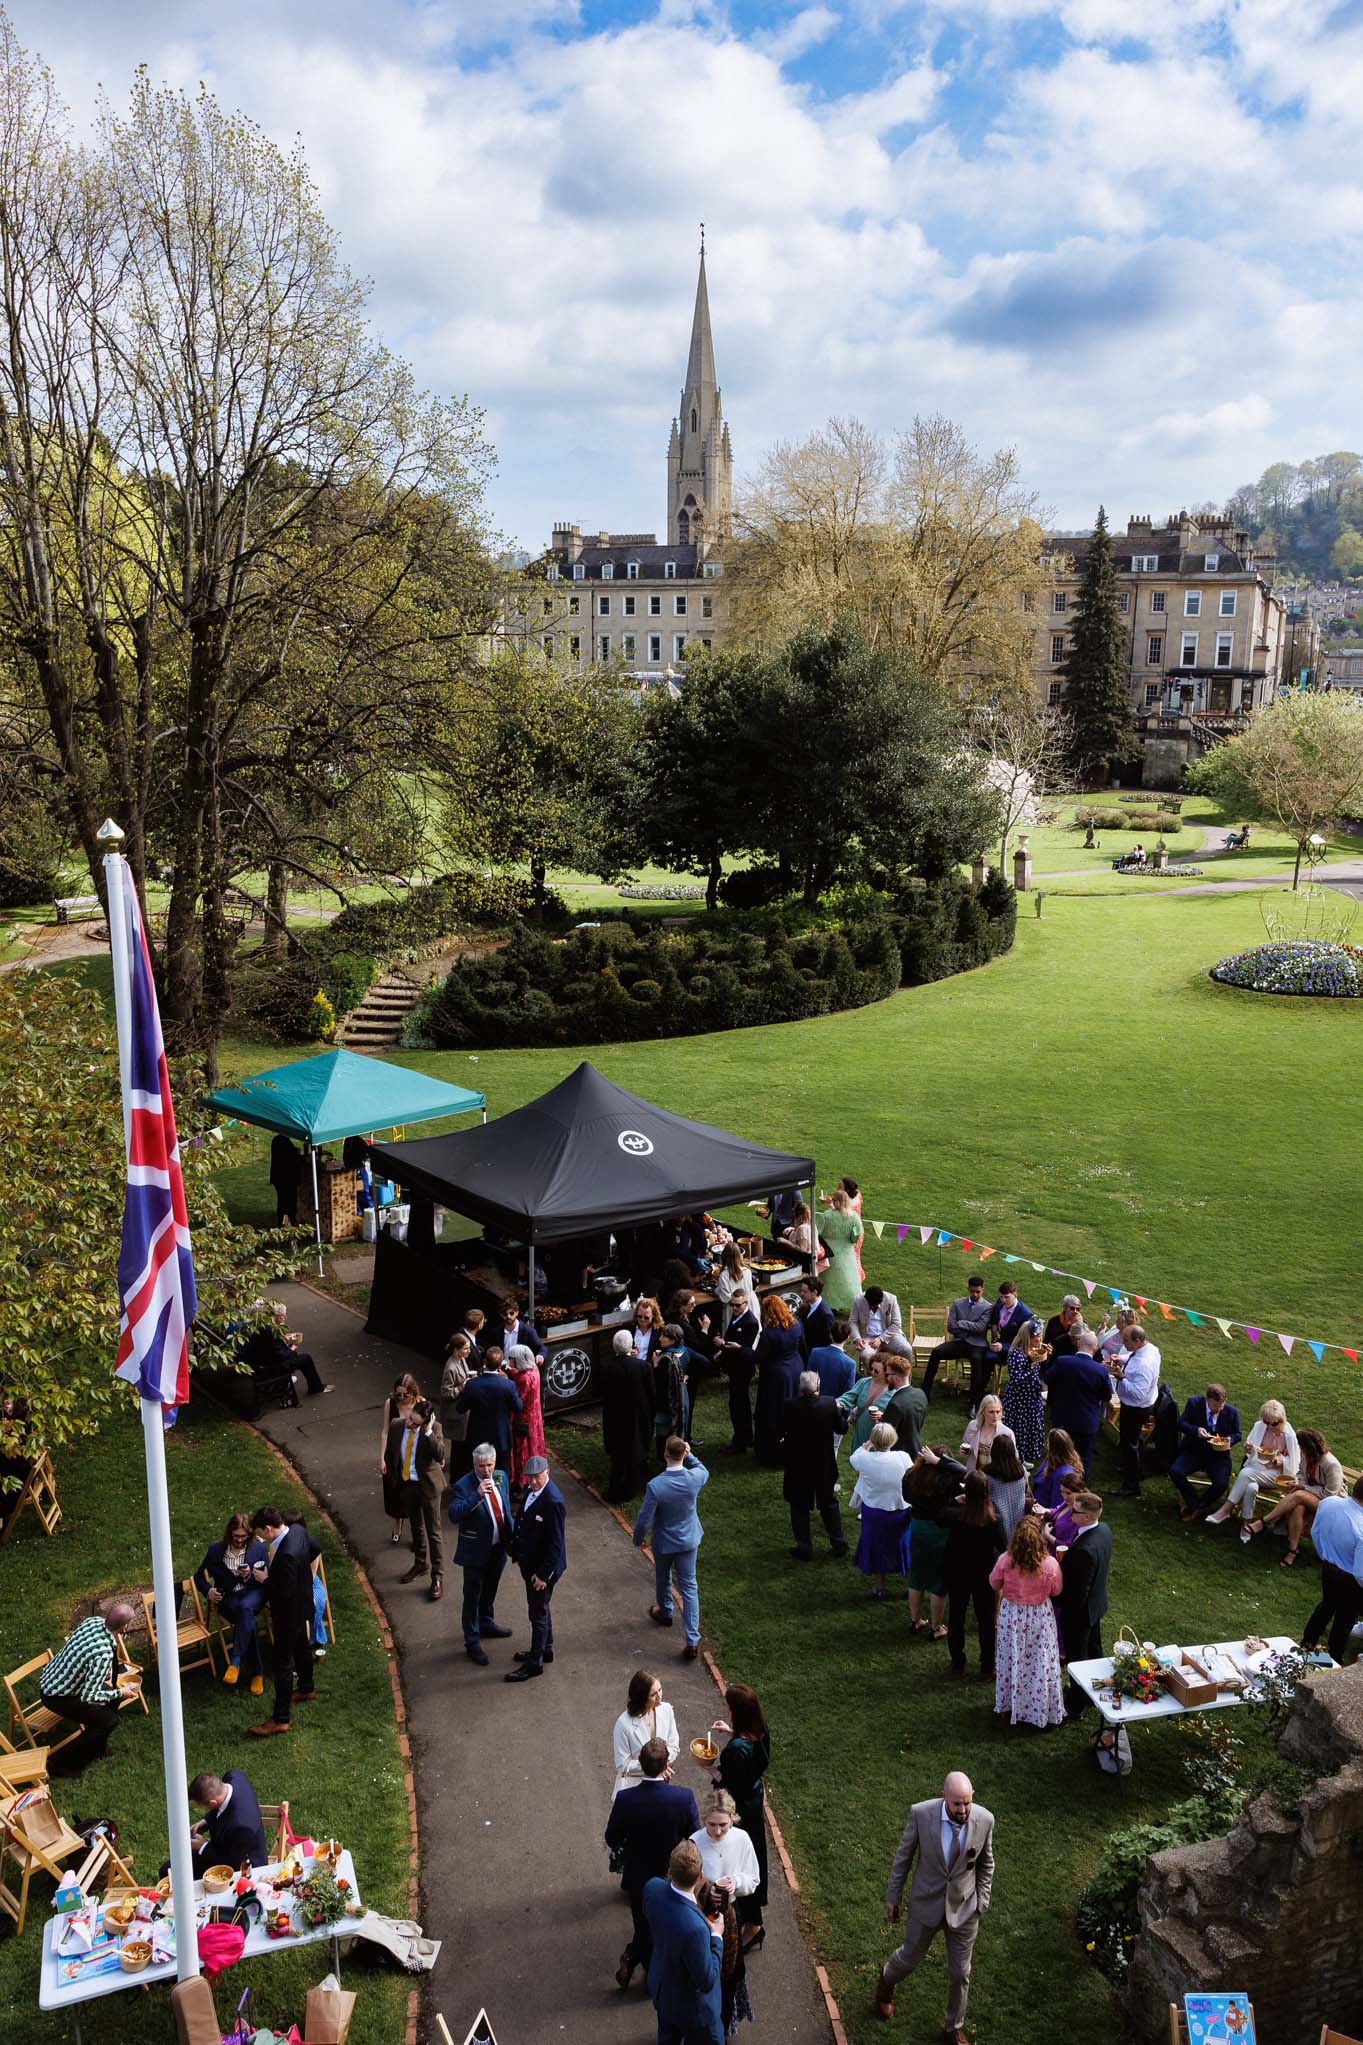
1021;790;1361;880
0;1399;410;2044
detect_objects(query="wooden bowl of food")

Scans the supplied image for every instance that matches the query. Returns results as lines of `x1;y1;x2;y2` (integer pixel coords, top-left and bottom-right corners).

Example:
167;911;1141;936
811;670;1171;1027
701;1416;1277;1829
103;1898;136;1931
202;1864;234;1894
689;1736;719;1765
120;1940;152;1973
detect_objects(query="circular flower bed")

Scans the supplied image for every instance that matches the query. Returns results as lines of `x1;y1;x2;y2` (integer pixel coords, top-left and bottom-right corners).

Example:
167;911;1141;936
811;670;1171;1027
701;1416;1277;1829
1210;940;1363;997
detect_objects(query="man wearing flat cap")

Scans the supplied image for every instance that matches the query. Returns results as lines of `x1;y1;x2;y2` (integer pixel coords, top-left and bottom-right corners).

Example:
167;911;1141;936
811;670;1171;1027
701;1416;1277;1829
505;1455;568;1682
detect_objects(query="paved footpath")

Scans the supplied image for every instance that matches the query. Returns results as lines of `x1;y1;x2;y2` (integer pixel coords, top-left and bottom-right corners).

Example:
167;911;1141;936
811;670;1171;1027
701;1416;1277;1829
257;1283;832;2045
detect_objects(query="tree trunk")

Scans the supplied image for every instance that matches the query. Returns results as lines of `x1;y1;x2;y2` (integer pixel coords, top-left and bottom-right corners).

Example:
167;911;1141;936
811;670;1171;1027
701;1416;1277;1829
264;859;289;960
1293;839;1304;892
530;856;546;916
162;623;218;1056
706;846;721;912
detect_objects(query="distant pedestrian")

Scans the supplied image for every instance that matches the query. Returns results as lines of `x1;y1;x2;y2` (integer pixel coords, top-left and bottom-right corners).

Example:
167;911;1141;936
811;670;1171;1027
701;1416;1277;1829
380;1373;422;1544
439;1335;475;1483
268;1134;304;1226
606;1738;700;1993
505;1456;566;1682
447;1444;514;1666
643;1839;724;2045
392;1398;448;1601
633;1438;708;1659
247;1507;315;1738
780;1371;850;1561
455;1348;522;1472
602;1327;654;1501
874;1769;994;2042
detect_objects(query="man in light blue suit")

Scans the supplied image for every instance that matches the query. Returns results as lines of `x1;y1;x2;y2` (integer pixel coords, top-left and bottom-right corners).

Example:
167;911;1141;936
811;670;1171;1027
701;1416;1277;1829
633;1436;708;1660
644;1839;724;2045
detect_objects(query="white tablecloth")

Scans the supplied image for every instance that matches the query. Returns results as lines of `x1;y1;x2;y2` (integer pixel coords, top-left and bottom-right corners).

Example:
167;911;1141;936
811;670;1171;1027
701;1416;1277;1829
1069;1635;1325;1728
39;1849;358;2011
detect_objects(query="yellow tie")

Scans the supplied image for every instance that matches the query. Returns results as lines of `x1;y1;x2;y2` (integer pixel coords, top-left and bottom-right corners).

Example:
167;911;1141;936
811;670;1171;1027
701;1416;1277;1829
403;1429;416;1481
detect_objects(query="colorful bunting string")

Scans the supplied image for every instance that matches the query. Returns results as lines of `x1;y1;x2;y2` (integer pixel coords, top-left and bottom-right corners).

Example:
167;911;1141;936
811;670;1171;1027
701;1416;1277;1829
858;1218;1357;1363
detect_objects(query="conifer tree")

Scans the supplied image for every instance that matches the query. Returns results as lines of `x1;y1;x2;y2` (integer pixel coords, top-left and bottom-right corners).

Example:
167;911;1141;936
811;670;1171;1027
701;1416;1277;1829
1061;507;1137;784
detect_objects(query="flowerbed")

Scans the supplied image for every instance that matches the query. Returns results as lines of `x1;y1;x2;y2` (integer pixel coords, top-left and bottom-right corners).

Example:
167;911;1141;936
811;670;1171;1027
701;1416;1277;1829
617;884;707;900
1210;940;1363;997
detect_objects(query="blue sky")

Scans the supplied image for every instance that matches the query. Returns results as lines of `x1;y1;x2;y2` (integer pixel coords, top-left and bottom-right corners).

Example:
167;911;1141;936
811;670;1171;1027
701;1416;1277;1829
17;0;1363;549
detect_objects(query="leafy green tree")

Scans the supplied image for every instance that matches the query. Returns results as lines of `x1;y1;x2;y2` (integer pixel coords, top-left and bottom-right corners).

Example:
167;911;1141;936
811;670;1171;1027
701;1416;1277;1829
627;651;768;907
1061;508;1138;785
753;621;1000;903
1330;527;1363;579
0;968;285;1477
1186;693;1363;888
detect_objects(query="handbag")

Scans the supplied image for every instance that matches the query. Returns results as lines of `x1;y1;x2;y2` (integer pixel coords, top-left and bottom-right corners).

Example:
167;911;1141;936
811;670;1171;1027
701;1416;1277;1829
222;1987;256;2044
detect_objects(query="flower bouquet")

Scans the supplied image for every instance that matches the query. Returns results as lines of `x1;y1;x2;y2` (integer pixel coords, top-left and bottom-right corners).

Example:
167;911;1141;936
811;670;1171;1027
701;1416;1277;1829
1108;1629;1164;1708
296;1865;346;1931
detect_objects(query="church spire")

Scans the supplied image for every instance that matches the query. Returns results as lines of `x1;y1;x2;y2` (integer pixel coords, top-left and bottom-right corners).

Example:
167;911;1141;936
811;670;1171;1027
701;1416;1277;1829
685;240;717;395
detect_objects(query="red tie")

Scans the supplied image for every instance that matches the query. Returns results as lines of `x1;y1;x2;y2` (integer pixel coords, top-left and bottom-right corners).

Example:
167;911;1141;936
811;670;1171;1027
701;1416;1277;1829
487;1486;504;1534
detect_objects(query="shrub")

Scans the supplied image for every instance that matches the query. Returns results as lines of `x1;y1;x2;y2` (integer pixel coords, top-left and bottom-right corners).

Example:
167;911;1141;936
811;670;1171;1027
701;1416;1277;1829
322;950;379;1015
717;865;790;910
306;989;336;1042
1076;1798;1226;1981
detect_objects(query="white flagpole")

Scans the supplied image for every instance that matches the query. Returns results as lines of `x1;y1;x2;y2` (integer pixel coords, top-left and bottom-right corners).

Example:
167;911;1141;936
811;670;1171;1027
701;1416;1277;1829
100;820;201;1983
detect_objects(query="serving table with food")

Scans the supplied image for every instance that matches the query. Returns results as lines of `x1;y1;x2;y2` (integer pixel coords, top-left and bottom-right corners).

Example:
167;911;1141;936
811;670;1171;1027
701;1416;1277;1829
39;1841;359;2030
1068;1635;1334;1733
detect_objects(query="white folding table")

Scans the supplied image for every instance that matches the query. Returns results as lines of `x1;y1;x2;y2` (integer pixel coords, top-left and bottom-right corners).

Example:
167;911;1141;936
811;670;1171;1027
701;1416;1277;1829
1068;1635;1327;1729
38;1848;358;2039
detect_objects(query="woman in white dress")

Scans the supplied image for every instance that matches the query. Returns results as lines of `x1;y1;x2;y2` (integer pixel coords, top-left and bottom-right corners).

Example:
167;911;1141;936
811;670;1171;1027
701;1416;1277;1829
714;1244;759;1335
1207;1399;1299;1530
611;1668;680;1797
690;1789;760;1899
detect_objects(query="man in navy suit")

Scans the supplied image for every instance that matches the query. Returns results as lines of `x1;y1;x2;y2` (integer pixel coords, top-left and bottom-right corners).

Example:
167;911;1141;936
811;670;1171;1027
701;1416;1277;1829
181;1768;267;1877
1169;1384;1243;1520
808;1317;856;1400
491;1295;545;1361
248;1506;315;1737
1041;1332;1114;1478
455;1353;522;1471
644;1838;724;2045
606;1737;701;1991
505;1456;567;1681
633;1438;708;1659
448;1444;514;1665
796;1275;835;1359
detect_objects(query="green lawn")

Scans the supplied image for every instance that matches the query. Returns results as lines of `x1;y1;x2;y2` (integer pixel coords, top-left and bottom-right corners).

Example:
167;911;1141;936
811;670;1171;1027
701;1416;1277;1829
1021;789;1362;879
0;1400;410;2044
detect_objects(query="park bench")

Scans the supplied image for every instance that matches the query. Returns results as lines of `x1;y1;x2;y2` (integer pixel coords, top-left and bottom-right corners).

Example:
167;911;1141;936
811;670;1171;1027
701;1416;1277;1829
52;895;101;925
190;1321;300;1421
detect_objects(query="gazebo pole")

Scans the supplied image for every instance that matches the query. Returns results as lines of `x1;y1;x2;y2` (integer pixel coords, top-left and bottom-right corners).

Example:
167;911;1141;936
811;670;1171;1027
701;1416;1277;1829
807;1167;817;1275
308;1141;324;1277
527;1232;537;1327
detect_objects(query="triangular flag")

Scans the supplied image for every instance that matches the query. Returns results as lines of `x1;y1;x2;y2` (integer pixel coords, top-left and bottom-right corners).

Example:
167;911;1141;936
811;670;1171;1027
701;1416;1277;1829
1186;1311;1203;1326
959;1239;975;1252
897;1226;910;1245
1215;1318;1233;1338
1107;1288;1124;1303
1134;1297;1147;1311
1030;1262;1045;1272
1004;1255;1020;1265
871;1219;885;1238
938;1232;953;1247
1277;1334;1294;1355
1343;1348;1358;1363
918;1226;933;1246
1048;1268;1064;1278
1082;1279;1096;1298
1308;1342;1324;1362
1246;1327;1261;1345
979;1247;995;1259
1157;1303;1175;1321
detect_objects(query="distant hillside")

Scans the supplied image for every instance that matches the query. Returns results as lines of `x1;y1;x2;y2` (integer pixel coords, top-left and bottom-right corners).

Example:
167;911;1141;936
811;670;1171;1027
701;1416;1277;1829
1224;453;1363;582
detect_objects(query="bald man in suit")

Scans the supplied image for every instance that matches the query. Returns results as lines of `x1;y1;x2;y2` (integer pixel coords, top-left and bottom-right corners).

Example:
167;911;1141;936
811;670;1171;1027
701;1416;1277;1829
874;1770;994;2043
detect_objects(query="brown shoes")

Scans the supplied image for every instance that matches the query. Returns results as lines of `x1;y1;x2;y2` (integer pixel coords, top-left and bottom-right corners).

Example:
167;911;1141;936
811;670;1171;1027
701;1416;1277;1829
874;1970;895;2020
614;1949;635;1990
247;1720;290;1737
682;1642;700;1661
430;1577;444;1601
399;1563;425;1584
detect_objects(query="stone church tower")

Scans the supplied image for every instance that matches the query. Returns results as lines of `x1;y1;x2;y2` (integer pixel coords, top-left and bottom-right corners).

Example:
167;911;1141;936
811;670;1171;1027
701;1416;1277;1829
666;246;733;548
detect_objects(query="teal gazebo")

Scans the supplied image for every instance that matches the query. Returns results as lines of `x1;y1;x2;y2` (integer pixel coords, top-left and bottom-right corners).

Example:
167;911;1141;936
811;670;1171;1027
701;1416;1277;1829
208;1047;485;1267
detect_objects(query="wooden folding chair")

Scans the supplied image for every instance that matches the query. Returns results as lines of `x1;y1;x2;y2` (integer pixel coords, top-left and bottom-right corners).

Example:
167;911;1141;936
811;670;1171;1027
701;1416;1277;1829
0;1451;61;1546
141;1580;217;1681
113;1634;149;1715
0;1787;87;1936
72;1828;136;1898
258;1801;292;1862
312;1555;337;1647
1321;2028;1363;2045
0;1726;49;1792
908;1306;948;1385
3;1654;80;1759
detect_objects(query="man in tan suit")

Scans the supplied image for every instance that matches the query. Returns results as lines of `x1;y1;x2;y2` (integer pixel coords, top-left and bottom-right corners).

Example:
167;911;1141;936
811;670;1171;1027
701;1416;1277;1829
875;1770;994;2041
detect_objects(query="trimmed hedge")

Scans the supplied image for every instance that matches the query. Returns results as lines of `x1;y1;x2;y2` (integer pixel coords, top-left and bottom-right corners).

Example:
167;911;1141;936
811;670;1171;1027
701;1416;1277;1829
404;875;1017;1049
230;871;569;1042
1075;806;1182;833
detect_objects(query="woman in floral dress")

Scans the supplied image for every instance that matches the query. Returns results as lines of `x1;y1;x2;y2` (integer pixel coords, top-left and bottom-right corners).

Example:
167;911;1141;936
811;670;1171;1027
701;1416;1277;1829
1001;1318;1049;1466
989;1515;1065;1728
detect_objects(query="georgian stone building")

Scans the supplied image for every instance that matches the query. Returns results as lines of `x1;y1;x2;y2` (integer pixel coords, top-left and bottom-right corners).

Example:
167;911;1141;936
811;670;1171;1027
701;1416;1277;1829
1039;513;1287;781
511;250;732;678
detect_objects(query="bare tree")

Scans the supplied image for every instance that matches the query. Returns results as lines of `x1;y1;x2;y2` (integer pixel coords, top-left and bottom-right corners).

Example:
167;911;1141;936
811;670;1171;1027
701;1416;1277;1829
972;684;1072;869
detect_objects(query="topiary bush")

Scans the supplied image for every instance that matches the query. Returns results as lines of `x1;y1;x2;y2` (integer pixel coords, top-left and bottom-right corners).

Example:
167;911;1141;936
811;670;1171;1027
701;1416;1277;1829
1211;940;1363;997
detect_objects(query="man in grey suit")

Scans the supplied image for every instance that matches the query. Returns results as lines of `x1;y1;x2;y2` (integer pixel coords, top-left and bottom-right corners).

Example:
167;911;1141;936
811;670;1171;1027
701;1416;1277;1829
632;1436;708;1661
875;1770;994;2042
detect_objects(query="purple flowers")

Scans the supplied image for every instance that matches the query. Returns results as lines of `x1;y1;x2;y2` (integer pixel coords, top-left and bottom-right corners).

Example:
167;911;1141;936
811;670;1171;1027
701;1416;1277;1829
1211;940;1363;998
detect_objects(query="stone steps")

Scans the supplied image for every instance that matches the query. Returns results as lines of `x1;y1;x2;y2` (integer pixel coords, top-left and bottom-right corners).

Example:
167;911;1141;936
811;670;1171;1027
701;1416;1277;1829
337;972;423;1051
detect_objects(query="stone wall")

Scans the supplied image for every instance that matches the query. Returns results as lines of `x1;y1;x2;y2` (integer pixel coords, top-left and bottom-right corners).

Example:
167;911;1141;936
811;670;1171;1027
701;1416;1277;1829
1124;1664;1363;2043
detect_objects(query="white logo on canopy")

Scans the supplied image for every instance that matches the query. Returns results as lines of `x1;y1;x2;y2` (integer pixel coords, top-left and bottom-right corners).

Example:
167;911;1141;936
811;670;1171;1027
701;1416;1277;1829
617;1129;654;1156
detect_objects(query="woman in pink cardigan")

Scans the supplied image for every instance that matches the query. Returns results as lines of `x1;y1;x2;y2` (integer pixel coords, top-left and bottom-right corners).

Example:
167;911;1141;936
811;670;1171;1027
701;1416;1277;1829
989;1515;1065;1729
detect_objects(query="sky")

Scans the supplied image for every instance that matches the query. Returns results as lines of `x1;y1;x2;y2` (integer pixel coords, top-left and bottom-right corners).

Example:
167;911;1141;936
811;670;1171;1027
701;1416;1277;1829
15;0;1363;551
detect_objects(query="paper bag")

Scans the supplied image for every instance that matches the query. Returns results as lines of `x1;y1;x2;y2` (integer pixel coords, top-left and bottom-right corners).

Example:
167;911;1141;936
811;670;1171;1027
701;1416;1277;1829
303;1981;355;2045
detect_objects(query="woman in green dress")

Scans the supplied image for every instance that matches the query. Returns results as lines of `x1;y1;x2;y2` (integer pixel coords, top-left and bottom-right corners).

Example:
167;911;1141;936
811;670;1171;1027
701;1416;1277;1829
817;1187;864;1313
837;1350;893;1449
710;1681;771;1949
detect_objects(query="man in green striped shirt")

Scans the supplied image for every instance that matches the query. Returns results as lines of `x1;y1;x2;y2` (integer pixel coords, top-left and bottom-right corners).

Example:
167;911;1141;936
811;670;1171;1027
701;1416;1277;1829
40;1603;137;1776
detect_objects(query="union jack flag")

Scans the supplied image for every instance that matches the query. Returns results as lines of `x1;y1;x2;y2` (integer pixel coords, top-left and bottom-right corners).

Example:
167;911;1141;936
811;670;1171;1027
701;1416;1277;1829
111;863;197;1406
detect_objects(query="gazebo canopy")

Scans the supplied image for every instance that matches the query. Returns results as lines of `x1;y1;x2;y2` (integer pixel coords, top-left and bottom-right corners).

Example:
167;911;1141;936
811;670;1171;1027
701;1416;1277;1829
369;1060;813;1243
208;1047;484;1145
